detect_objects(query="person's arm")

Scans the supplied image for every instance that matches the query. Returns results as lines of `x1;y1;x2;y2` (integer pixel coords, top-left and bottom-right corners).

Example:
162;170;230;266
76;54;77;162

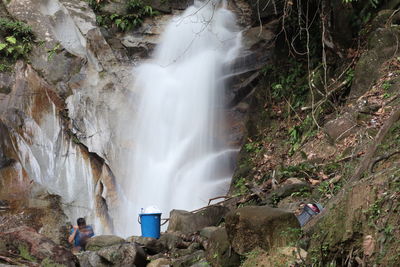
88;225;94;237
68;225;78;244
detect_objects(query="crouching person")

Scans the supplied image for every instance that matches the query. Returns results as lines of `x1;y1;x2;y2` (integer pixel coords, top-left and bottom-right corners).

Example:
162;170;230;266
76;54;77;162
68;217;94;253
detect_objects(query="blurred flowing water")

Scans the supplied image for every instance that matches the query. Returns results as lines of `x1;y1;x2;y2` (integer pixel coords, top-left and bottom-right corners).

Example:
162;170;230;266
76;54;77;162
115;0;242;236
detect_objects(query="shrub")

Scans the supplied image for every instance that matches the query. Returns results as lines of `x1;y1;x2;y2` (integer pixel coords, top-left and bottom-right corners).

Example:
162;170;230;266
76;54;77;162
0;18;34;71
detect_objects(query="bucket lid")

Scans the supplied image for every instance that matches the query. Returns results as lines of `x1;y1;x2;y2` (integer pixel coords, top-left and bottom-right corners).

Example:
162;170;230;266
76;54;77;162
142;206;161;214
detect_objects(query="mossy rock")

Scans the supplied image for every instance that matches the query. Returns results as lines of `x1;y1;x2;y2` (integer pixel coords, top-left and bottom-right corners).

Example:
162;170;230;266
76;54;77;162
241;247;307;267
225;206;300;255
204;227;240;267
350;27;400;99
306;163;400;265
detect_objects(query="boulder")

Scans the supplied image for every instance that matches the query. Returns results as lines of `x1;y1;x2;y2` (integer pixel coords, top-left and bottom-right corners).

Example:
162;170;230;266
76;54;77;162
169;242;202;259
96;243;147;267
158;232;188;251
225;206;300;255
265;183;311;205
127;235;156;246
0;226;78;266
204;227;240;267
76;251;109;267
167;206;229;233
85;235;125;251
323;113;358;142
128;232;188;254
199;226;219;239
130;236;165;255
76;243;147;267
350;27;400;99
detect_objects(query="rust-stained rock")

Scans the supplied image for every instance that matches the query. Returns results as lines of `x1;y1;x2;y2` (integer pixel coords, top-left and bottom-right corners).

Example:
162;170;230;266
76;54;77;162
0;61;115;237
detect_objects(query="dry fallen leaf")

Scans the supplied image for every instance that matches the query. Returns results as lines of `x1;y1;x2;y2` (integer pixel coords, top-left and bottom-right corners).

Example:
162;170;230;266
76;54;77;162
309;178;320;186
319;172;329;180
363;235;375;257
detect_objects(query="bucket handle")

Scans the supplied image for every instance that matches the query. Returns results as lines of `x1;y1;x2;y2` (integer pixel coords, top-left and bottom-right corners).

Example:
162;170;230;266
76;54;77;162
138;215;169;225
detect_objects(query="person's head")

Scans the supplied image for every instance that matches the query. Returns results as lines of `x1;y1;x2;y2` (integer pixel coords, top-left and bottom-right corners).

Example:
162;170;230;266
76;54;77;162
77;218;86;229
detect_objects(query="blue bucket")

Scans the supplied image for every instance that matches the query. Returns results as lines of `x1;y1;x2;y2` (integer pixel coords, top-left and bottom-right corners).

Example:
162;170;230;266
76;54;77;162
138;213;162;239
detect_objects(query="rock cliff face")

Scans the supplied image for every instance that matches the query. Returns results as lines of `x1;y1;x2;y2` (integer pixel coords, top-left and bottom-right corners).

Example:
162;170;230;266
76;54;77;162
0;0;141;235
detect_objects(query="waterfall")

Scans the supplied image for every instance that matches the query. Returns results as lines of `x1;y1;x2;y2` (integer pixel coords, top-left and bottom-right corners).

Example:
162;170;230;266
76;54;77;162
116;0;242;236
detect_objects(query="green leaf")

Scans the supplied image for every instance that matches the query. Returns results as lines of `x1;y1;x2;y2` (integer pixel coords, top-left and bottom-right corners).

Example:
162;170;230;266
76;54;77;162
115;18;122;25
7;47;14;54
110;14;119;20
6;36;17;44
0;43;7;50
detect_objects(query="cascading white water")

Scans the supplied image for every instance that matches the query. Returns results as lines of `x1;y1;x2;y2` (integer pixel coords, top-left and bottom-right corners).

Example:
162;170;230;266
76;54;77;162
116;0;242;236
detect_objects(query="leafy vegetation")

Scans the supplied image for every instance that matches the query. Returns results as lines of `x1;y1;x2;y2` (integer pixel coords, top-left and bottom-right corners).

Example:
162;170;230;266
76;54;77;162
234;177;249;196
263;59;310;111
47;43;61;61
0;18;34;71
243;141;262;154
87;0;156;31
18;245;36;262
